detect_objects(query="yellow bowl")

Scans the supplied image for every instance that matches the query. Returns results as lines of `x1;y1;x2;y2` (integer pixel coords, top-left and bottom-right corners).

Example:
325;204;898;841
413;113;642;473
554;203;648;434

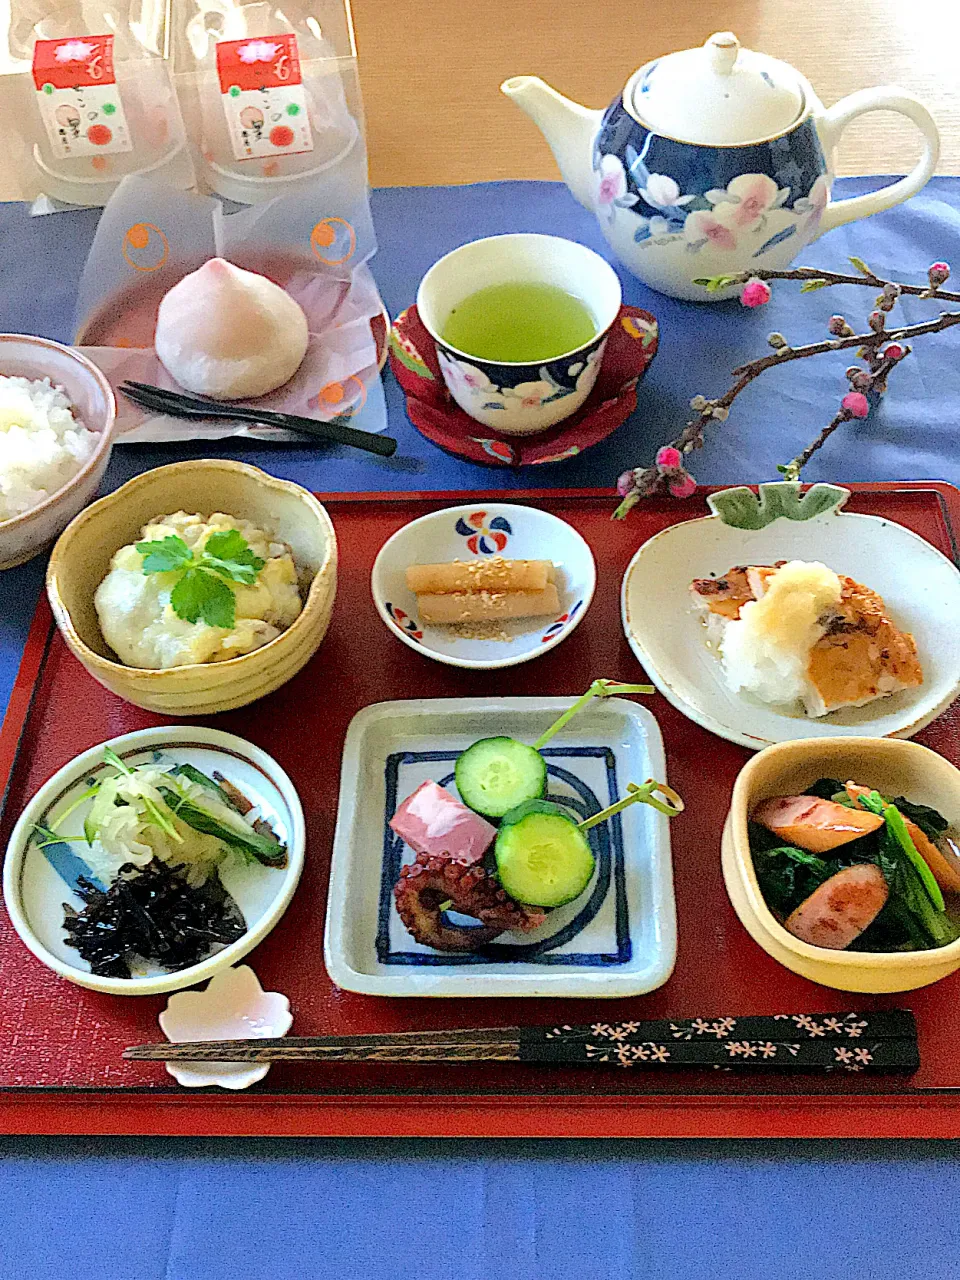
46;460;337;716
722;737;960;993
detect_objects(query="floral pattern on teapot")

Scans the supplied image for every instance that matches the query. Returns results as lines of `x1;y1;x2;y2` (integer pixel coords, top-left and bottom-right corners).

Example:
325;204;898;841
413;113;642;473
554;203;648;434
592;100;829;267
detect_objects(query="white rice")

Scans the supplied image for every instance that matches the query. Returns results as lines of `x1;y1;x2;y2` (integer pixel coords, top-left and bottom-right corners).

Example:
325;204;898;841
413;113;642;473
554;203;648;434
0;375;96;522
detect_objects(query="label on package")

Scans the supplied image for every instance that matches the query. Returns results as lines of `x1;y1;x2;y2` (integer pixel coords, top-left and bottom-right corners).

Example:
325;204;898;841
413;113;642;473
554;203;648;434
215;35;313;161
32;35;133;158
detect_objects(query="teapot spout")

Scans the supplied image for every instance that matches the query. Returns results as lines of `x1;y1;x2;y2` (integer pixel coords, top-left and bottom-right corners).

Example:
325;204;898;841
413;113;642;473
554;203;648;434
501;76;602;210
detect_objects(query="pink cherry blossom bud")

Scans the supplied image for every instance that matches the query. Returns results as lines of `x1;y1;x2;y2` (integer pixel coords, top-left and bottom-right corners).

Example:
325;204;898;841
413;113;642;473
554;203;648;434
845;365;861;379
828;315;849;336
841;391;870;418
617;469;638;497
655;446;682;470
740;278;772;308
868;310;886;333
929;261;951;287
668;473;698;499
882;343;905;361
850;371;872;393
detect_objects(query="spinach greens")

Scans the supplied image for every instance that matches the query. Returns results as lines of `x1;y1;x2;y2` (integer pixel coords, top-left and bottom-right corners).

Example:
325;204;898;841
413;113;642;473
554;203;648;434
752;840;835;918
749;786;960;952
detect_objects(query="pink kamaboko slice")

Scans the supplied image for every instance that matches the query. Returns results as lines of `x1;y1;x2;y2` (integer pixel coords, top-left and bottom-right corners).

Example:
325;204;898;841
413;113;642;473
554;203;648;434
389;781;496;863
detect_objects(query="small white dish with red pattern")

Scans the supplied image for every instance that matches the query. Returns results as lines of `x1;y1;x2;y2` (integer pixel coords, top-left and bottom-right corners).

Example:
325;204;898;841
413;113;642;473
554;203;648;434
370;502;596;670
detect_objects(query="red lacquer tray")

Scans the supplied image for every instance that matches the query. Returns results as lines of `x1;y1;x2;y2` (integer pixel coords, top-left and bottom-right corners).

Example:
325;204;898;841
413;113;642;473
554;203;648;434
2;484;960;1139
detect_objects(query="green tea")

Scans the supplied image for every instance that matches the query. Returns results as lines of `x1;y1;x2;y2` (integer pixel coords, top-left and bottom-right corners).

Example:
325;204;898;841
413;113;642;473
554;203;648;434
440;282;597;363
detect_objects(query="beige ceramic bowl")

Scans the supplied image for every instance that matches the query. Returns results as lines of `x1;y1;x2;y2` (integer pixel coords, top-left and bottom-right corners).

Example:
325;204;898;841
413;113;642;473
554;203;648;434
47;460;337;715
0;334;116;570
722;737;960;993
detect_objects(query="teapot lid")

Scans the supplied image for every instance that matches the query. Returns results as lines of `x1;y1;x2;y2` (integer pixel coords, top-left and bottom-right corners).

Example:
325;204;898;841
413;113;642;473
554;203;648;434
624;32;806;145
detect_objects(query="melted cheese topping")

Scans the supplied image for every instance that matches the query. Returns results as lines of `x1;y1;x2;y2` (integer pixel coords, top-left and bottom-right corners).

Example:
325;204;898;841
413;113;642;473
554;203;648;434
95;511;302;669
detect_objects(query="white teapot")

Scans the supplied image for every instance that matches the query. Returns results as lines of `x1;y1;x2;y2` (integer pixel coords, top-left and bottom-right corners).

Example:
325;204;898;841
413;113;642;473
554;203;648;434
503;32;940;301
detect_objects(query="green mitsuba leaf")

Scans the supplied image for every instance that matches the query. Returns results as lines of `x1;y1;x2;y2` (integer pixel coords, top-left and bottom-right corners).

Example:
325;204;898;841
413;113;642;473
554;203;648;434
136;535;193;574
137;526;266;628
200;529;266;585
170;567;237;629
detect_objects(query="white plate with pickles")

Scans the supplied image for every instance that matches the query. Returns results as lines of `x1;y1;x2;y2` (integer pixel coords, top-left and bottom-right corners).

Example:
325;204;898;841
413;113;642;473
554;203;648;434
2;727;305;995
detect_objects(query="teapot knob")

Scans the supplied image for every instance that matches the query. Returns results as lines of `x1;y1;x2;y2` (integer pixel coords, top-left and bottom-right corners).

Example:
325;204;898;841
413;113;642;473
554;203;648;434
705;31;740;76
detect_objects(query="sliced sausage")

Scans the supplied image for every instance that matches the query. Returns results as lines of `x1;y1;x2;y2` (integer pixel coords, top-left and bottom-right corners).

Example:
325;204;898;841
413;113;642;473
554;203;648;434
752;794;883;854
784;863;888;949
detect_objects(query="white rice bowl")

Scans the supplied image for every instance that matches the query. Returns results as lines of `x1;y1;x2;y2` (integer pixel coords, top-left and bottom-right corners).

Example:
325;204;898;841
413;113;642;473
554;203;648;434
0;375;96;522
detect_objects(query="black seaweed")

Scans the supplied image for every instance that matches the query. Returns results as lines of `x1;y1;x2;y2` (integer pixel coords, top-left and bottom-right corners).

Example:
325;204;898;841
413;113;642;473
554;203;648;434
62;860;246;978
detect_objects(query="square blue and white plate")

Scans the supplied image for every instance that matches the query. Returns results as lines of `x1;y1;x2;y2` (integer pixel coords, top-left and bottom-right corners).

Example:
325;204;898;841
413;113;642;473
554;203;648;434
324;697;677;997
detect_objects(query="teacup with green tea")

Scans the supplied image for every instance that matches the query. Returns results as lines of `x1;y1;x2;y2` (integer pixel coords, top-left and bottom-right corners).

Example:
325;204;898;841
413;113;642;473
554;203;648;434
417;234;623;436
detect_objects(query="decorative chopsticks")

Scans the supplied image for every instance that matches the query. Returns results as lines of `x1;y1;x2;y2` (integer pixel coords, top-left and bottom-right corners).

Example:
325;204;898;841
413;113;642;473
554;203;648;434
119;381;398;458
125;1010;919;1074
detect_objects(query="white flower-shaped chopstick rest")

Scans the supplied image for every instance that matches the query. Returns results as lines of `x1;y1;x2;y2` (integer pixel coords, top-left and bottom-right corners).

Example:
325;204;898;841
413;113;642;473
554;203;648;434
158;965;292;1090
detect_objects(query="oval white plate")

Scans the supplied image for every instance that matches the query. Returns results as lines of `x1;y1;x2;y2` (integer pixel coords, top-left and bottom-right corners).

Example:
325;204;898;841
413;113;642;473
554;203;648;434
371;502;596;669
2;727;305;996
621;483;960;749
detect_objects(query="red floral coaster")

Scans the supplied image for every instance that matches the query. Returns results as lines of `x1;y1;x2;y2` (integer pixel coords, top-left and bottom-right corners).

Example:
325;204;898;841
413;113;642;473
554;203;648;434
388;303;659;466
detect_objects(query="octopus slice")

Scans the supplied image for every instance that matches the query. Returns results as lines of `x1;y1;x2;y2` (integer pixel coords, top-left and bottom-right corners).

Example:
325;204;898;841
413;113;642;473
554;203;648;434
394;853;546;952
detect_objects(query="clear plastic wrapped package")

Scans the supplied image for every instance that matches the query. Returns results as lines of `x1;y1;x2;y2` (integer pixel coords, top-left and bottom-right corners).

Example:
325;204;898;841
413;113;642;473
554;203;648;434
170;0;369;204
1;0;195;206
0;0;370;211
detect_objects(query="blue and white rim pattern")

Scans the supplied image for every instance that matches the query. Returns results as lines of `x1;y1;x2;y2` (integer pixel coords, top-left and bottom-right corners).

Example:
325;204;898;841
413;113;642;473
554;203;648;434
377;747;631;966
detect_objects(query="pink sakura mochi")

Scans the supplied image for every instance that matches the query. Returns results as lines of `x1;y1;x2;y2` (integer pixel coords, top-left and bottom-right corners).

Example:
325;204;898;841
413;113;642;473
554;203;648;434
389;780;496;863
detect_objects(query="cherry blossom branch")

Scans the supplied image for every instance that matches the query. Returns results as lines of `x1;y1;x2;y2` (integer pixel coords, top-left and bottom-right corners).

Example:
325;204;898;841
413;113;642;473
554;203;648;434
777;407;850;484
732;311;960;377
701;260;960;305
613;260;956;518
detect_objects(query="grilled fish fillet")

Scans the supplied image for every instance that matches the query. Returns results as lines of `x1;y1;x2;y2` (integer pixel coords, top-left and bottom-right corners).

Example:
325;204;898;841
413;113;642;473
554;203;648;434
690;562;923;716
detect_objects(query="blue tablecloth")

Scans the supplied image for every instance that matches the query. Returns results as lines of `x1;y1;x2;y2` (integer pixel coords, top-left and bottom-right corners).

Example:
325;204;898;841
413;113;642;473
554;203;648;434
2;179;960;1277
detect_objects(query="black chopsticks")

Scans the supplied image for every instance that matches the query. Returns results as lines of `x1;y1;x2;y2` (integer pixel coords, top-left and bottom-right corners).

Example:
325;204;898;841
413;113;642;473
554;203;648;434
119;381;398;458
125;1010;919;1074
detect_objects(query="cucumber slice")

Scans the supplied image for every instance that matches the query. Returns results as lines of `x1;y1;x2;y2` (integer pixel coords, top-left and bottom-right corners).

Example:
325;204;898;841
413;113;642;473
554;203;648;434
495;800;595;907
455;737;547;819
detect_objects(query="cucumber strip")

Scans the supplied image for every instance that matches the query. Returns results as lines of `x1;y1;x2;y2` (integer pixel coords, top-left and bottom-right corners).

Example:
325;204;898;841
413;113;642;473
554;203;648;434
170;763;238;811
157;787;286;867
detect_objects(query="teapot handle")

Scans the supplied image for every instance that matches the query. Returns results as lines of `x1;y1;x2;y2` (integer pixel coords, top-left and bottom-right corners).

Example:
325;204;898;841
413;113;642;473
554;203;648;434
813;88;940;237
